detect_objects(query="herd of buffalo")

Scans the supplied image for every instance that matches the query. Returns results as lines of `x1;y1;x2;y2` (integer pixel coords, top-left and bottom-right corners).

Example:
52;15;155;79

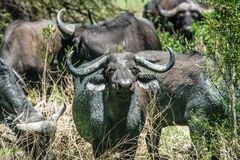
0;0;235;160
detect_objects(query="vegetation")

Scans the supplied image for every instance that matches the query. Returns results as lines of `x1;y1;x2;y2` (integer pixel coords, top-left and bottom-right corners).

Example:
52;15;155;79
0;0;239;159
201;0;240;158
0;0;122;41
204;0;240;135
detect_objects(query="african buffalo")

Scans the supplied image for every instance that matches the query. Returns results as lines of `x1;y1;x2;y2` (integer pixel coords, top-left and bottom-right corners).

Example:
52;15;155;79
57;10;162;65
0;58;66;159
136;51;228;159
143;0;206;39
0;19;64;81
66;48;175;158
68;48;231;159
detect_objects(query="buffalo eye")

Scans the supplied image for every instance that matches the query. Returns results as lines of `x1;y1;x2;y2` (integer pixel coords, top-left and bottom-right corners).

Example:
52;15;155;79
107;68;116;75
131;67;140;75
177;12;185;19
191;12;200;19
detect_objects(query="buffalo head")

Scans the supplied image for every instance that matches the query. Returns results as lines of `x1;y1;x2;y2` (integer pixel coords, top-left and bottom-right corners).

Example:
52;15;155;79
67;47;175;91
157;0;205;39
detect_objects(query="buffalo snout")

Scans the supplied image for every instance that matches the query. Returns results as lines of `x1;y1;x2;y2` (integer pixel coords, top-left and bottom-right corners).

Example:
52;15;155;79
117;79;133;90
182;29;194;40
183;25;191;32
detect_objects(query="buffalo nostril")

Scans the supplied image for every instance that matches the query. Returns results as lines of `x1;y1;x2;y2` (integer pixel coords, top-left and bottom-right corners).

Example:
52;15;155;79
119;81;132;90
183;26;191;31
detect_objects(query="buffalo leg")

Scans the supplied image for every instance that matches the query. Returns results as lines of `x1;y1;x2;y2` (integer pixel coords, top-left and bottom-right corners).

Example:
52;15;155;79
189;124;220;160
123;91;146;159
73;74;106;158
91;90;106;158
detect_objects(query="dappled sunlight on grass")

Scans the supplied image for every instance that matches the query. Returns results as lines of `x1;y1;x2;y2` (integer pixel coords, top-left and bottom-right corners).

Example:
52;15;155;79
113;0;147;16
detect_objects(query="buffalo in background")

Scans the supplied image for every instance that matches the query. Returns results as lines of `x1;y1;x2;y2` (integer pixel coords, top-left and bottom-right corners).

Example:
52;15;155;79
65;48;175;158
57;10;162;65
143;0;209;40
0;19;65;82
0;58;66;159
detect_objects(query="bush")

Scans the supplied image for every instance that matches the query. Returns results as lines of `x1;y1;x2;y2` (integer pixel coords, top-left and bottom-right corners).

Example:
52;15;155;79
189;0;240;158
203;0;240;135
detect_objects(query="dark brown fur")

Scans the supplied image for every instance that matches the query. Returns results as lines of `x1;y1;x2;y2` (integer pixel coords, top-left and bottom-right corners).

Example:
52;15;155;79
138;50;207;92
157;52;206;92
0;19;63;81
137;51;225;159
60;12;162;64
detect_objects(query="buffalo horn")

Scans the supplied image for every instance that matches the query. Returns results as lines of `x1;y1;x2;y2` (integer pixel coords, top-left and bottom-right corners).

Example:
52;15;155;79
16;104;66;133
50;103;67;122
67;51;108;76
135;47;175;73
158;2;202;17
57;9;75;39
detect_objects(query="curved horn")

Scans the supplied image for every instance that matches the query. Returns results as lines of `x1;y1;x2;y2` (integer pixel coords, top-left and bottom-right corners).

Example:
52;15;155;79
16;105;66;133
135;47;175;73
50;104;66;122
67;51;108;76
158;2;192;17
189;2;202;13
57;9;75;39
16;120;56;133
87;10;97;25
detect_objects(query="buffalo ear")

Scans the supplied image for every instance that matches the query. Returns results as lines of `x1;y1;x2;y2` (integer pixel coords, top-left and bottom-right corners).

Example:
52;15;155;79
86;75;106;91
86;83;105;91
137;73;156;83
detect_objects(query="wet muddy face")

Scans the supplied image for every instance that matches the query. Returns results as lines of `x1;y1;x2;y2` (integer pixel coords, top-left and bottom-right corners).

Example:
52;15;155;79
104;53;140;94
103;53;164;97
174;10;201;39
